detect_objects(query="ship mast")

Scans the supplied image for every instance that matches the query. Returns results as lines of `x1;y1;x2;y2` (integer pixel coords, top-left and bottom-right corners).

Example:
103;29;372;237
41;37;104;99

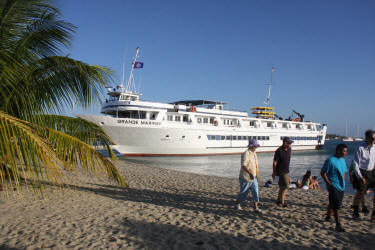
120;62;125;87
125;47;140;93
264;67;274;107
251;67;275;119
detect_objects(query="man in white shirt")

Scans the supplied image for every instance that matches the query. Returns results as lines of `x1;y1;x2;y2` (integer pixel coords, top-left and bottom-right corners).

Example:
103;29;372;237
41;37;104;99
352;130;375;221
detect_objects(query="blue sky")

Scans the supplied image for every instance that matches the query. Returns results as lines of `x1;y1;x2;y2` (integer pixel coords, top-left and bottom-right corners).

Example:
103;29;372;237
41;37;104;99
59;0;375;137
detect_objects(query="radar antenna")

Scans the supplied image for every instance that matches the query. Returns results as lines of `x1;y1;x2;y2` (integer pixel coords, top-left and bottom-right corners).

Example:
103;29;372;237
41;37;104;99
292;109;305;122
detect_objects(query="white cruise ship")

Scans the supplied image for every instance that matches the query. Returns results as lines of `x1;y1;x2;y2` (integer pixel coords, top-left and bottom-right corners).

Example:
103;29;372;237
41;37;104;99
78;48;327;156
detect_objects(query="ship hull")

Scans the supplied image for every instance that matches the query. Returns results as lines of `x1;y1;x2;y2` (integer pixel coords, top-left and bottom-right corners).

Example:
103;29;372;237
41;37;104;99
80;115;325;157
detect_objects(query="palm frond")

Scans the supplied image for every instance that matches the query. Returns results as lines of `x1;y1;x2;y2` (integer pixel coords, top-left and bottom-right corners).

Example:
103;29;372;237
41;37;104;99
34;114;117;160
42;127;124;187
1;55;113;119
0;110;63;191
0;111;125;193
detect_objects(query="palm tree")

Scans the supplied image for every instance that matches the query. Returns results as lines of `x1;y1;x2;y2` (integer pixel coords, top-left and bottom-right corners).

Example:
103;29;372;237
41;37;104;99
0;0;125;193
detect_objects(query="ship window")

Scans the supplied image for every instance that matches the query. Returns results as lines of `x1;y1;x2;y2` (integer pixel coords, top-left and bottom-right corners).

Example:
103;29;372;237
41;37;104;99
221;136;225;140
267;122;272;127
175;116;181;122
118;111;131;118
109;96;119;101
203;118;208;123
232;136;237;140
167;115;173;121
262;136;266;140
165;135;169;138
207;135;211;140
150;113;156;120
282;123;287;128
210;118;215;124
198;136;201;139
183;115;188;122
226;136;231;140
249;121;255;126
182;135;185;139
216;135;220;140
197;118;202;123
230;121;234;125
211;135;215;140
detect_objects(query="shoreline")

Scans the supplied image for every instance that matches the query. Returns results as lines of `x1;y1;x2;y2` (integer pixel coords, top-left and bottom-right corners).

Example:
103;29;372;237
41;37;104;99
0;160;374;249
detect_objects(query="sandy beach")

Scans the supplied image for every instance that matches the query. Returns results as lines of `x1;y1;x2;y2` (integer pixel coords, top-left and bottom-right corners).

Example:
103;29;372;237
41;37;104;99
0;161;374;250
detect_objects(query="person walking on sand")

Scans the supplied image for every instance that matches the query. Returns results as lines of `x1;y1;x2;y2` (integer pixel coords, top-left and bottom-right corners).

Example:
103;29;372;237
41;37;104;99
349;161;369;215
235;139;261;212
272;137;293;207
351;130;375;221
321;143;348;232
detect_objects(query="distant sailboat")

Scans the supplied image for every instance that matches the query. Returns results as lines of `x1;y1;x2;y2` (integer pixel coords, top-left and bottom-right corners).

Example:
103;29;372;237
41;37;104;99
354;124;363;141
342;121;354;141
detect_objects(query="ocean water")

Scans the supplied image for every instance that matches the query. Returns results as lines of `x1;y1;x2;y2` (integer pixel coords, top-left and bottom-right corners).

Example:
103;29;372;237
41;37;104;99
121;140;363;194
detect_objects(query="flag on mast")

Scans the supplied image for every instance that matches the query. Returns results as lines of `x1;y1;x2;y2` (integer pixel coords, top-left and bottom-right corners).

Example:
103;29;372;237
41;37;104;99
134;62;144;69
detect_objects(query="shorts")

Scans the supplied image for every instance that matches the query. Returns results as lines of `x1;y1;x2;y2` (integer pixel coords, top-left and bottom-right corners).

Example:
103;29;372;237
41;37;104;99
356;169;375;191
351;172;361;190
328;186;344;210
278;173;290;188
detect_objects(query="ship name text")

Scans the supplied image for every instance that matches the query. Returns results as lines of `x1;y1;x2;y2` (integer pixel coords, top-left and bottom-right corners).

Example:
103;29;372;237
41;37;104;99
117;119;161;126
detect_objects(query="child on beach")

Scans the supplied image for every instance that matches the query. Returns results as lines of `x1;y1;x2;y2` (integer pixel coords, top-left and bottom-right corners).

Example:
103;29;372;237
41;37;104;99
321;143;348;232
301;171;320;190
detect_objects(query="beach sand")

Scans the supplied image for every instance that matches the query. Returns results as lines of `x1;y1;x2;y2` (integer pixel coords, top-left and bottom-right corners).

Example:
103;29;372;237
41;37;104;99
1;161;374;250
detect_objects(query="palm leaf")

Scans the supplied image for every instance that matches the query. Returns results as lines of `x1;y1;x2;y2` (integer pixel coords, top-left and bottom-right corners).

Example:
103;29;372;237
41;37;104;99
0;110;63;191
0;111;125;193
34;114;117;160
